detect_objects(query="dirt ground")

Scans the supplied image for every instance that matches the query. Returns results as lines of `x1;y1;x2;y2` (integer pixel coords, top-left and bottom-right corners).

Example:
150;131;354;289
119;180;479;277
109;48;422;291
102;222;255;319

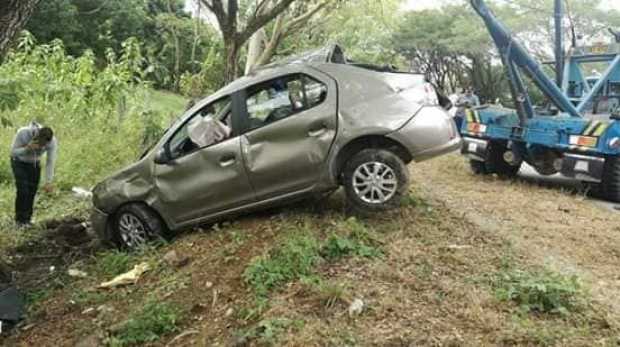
2;153;620;346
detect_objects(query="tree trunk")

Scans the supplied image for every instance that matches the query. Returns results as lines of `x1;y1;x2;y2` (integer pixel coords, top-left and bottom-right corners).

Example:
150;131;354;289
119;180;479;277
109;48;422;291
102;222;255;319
225;40;240;82
0;0;41;57
245;29;266;75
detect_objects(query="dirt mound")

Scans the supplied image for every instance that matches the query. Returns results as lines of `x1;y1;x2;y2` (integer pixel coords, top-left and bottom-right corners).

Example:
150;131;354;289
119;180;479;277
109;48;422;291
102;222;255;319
7;217;102;295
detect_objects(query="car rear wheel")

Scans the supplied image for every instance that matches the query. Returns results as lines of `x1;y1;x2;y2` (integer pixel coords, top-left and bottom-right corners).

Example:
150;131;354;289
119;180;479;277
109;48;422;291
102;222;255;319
343;149;409;214
113;204;166;250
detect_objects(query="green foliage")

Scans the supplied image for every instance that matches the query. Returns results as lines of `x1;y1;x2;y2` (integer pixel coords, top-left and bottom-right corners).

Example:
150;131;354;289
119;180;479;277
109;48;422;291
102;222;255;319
109;301;180;346
96;250;133;277
492;269;586;315
244;233;322;297
179;44;227;98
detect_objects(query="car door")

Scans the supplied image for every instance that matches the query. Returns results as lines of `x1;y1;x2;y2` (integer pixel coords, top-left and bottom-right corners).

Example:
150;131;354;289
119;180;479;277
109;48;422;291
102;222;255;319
153;95;255;225
239;71;338;200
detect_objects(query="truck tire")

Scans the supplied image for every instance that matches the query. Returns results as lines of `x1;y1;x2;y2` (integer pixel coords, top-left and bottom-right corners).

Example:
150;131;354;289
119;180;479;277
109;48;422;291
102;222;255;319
113;203;167;250
343;149;409;214
600;157;620;203
470;159;491;175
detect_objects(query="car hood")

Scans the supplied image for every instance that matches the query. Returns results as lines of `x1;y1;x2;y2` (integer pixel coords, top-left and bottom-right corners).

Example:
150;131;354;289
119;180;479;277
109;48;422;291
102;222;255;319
92;159;154;213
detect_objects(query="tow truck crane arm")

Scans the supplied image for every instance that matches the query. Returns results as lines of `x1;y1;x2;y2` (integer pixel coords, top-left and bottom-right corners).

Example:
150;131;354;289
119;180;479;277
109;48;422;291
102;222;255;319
470;0;582;120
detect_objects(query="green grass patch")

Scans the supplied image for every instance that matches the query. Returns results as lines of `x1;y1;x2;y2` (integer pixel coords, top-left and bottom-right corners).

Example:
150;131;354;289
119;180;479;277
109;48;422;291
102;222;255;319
492;268;586;315
321;233;381;260
108;301;180;346
244;233;322;297
96;250;134;277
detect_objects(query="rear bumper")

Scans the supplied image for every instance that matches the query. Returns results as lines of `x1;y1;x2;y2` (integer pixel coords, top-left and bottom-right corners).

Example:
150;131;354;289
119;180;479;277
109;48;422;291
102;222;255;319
560;154;605;183
389;106;462;162
90;207;110;241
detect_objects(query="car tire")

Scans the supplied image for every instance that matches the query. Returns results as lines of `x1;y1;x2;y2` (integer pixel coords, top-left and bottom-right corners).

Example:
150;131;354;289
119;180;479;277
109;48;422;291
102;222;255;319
343;149;409;214
113;204;166;250
599;156;620;202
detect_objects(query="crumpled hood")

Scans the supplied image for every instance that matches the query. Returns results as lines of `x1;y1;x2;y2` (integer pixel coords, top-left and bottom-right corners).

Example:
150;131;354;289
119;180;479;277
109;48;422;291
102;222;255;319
92;160;154;213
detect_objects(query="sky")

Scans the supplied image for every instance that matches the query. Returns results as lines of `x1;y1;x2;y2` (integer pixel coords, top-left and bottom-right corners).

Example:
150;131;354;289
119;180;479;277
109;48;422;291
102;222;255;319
403;0;620;11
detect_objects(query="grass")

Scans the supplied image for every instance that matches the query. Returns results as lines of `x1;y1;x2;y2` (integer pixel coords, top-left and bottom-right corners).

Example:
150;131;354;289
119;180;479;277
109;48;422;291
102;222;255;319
244;232;322;297
108;301;181;346
146;89;187;123
492;268;586;315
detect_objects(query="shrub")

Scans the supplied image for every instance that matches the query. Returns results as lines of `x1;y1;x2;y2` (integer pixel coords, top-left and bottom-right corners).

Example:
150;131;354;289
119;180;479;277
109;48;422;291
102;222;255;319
493;269;585;315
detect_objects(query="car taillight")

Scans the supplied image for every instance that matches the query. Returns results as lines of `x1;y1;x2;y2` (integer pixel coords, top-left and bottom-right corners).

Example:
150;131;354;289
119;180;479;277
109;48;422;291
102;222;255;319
423;83;439;105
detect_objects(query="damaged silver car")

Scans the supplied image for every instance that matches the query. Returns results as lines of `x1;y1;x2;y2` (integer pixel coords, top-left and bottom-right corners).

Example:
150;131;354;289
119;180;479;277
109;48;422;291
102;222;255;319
91;45;461;249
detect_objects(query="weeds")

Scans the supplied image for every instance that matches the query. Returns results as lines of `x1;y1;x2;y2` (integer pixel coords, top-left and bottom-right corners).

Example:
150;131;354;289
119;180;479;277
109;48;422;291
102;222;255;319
235;318;305;346
244;233;322;296
492;268;585;315
321;233;381;260
108;301;180;346
96;250;133;277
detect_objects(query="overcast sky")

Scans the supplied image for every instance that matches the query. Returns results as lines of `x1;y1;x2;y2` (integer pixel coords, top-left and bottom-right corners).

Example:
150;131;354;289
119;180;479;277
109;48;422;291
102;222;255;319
403;0;620;11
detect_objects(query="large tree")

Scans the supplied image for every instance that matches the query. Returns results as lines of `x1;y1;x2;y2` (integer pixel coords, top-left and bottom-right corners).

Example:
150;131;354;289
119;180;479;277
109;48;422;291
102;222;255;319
199;0;299;81
244;0;333;74
0;0;41;57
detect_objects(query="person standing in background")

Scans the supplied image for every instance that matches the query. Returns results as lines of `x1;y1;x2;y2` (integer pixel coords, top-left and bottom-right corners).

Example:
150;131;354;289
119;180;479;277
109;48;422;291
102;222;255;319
10;122;58;227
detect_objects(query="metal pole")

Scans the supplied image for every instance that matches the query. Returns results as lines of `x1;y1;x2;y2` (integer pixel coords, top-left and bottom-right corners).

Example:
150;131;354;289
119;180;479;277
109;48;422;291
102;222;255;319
555;0;564;87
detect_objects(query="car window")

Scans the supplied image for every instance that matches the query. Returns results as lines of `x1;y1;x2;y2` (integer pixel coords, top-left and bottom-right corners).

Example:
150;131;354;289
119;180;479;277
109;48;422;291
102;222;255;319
245;74;327;131
168;96;232;159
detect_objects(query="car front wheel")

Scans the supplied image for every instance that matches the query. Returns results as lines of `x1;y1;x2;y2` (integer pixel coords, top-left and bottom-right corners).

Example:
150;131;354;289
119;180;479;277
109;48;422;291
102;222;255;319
113;204;166;249
343;149;409;213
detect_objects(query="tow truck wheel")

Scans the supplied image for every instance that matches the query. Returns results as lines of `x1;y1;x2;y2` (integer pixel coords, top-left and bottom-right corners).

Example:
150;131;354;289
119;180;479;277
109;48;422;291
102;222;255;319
599;157;620;203
469;141;520;178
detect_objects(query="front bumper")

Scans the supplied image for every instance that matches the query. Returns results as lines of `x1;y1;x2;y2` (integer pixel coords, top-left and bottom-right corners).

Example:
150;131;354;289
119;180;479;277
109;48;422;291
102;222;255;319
388;106;462;162
90;207;110;241
461;136;489;161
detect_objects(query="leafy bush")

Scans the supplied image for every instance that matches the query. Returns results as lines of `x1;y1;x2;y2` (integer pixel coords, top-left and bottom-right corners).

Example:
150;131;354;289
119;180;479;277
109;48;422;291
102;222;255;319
109;301;180;346
493;269;585;315
244;234;322;296
0;34;183;225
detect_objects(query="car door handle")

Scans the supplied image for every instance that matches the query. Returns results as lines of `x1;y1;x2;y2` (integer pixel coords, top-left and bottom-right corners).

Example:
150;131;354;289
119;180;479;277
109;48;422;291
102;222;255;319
219;155;236;167
308;125;328;137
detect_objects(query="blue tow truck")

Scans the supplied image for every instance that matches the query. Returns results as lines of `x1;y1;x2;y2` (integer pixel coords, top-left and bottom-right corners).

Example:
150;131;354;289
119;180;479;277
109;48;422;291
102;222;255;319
461;0;620;202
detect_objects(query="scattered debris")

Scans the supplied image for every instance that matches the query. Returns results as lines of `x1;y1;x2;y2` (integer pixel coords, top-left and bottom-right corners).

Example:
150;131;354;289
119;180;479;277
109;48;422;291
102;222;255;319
225;307;234;317
68;269;88;278
163;250;190;268
205;281;213;289
348;298;365;317
72;187;93;200
99;262;150;288
446;244;473;250
165;329;199;346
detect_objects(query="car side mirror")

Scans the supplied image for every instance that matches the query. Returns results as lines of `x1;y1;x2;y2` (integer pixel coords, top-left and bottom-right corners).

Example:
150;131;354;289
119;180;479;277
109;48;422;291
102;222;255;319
154;146;171;165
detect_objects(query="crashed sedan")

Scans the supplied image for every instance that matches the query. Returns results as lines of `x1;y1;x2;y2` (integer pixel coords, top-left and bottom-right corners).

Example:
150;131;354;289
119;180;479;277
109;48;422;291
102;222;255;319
91;45;461;249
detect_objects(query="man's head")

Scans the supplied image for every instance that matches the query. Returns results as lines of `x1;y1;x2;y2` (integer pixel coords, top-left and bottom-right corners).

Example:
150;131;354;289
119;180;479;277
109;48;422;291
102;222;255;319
36;127;54;146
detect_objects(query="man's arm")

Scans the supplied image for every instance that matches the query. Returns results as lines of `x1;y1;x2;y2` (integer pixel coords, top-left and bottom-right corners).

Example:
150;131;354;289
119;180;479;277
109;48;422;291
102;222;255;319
44;137;58;184
10;128;31;157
